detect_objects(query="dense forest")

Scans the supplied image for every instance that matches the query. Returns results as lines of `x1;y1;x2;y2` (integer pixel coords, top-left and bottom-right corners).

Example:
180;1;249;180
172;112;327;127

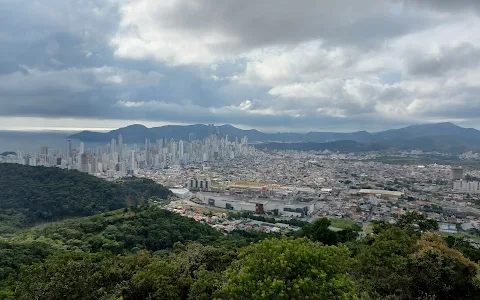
1;164;480;299
0;206;479;299
0;164;172;233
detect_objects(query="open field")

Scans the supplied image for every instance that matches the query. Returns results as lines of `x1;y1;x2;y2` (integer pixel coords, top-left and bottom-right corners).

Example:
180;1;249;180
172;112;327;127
329;218;358;229
438;231;480;243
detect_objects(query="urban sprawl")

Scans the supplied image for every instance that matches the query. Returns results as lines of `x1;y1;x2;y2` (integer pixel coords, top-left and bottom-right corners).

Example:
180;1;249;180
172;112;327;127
2;133;480;244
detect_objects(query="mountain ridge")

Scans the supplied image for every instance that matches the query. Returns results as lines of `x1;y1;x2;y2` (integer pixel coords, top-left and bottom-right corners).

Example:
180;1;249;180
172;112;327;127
70;123;380;142
69;122;480;153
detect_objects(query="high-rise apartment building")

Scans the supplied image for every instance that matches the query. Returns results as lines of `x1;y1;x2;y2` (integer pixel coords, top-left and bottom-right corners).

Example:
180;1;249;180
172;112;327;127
131;150;136;172
110;138;116;154
65;139;72;160
91;156;98;174
118;134;123;160
79;142;85;154
156;139;163;151
179;140;184;160
80;153;88;173
451;167;464;180
145;139;151;152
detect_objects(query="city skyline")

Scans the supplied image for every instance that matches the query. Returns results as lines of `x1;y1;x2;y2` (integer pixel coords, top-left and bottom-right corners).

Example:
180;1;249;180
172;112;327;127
3;133;254;180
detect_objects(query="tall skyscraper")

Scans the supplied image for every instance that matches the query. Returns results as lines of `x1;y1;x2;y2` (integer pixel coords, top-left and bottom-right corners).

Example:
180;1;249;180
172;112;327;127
110;138;116;154
65;140;72;160
80;153;88;173
145;138;151;152
189;133;196;142
169;139;176;161
179;140;184;160
131;150;136;172
79;142;85;154
91;156;98;174
118;134;123;160
41;147;48;156
156;139;163;151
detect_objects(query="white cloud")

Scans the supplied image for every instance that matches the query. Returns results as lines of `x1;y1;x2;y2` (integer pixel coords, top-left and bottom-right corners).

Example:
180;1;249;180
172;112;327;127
4;0;480;131
111;0;411;66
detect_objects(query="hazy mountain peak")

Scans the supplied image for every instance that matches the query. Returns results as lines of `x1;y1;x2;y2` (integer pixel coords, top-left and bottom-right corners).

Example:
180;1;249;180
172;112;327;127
68;122;480;153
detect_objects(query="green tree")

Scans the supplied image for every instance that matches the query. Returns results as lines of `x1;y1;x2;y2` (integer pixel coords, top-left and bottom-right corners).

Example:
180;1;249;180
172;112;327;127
409;233;480;300
355;227;415;299
123;259;180;300
188;269;223;300
302;218;360;245
221;237;359;300
444;235;480;262
372;212;438;236
0;164;172;230
356;228;480;300
302;218;339;245
13;252;116;300
395;212;439;235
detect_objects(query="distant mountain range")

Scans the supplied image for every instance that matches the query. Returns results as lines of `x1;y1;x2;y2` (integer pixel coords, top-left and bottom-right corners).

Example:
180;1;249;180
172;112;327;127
69;122;480;153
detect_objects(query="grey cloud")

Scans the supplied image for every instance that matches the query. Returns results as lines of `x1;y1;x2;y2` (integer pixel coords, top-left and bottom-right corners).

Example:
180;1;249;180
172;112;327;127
0;65;235;118
1;0;480;131
0;0;120;73
407;43;480;76
405;0;480;13
153;0;428;50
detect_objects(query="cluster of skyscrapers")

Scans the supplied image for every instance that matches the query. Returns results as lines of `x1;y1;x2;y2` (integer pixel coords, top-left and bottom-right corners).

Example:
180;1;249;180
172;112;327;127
14;134;254;178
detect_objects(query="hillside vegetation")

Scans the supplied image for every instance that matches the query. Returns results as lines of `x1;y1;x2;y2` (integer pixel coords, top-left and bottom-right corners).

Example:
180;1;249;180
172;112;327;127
0;165;480;299
0;207;478;299
0;164;172;232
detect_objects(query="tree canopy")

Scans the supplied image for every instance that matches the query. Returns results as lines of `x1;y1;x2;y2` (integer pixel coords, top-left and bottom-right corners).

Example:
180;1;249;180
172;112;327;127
0;164;172;231
221;237;359;300
1;165;480;299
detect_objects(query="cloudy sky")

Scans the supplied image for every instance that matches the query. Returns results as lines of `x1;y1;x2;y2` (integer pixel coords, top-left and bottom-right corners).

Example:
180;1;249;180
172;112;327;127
1;0;480;132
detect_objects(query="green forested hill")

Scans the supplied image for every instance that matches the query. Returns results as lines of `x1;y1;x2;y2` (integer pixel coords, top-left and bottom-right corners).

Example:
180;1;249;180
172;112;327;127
0;208;479;299
26;208;223;254
1;164;479;300
0;164;172;232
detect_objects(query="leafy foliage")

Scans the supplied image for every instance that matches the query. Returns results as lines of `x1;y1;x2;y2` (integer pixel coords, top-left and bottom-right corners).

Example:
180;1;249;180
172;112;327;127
409;233;480;300
444;235;480;262
356;228;480;300
301;217;362;245
7;244;237;300
372;211;439;236
221;237;359;299
0;240;55;285
355;227;417;299
26;207;222;254
0;164;172;230
1;166;480;299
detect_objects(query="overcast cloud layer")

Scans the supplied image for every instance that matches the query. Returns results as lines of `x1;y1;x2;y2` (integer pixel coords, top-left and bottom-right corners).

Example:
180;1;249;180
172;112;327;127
1;0;480;132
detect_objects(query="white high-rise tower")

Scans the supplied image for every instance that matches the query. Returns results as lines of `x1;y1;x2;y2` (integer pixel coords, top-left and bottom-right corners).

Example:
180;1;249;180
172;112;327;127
65;139;72;160
110;138;116;154
145;139;151;152
118;134;123;160
79;142;85;154
131;150;136;172
179;140;184;159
